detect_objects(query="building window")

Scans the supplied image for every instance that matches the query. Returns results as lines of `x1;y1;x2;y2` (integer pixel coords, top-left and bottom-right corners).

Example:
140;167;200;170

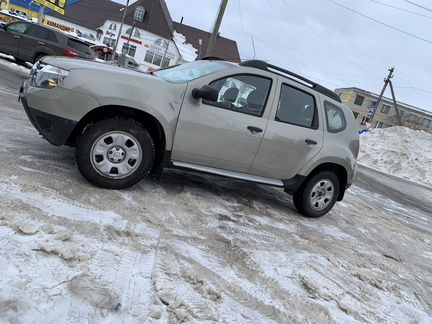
354;95;365;106
134;6;145;22
360;116;370;125
109;23;117;31
103;37;116;48
424;119;431;128
122;43;137;57
125;28;141;38
144;50;170;67
376;121;384;128
409;114;418;123
154;38;169;49
380;104;391;114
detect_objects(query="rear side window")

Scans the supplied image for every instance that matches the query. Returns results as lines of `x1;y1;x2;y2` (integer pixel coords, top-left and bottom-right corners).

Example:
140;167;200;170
276;84;317;128
67;38;95;56
325;101;346;133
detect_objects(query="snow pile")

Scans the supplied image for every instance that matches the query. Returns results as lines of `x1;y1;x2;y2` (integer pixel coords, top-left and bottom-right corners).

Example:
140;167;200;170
173;31;198;62
359;126;432;187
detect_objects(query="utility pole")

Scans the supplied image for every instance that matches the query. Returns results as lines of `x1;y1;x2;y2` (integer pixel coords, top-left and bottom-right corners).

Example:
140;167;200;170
37;5;45;24
370;67;393;124
370;67;402;126
388;80;402;126
205;0;229;57
111;0;130;61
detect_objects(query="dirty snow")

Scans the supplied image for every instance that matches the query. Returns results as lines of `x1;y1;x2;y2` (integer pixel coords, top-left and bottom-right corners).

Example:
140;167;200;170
0;73;432;323
0;52;31;75
359;126;432;187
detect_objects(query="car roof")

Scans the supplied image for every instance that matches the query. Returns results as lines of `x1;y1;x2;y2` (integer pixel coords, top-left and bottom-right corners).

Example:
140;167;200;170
9;21;93;45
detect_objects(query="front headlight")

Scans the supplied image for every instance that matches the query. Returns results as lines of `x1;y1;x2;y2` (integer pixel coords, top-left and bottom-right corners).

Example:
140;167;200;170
31;64;69;89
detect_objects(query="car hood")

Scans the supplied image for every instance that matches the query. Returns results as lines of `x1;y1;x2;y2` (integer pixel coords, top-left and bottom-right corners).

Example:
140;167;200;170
41;56;149;77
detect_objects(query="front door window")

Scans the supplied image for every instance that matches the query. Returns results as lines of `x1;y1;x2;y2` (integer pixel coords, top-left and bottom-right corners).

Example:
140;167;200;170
204;74;272;117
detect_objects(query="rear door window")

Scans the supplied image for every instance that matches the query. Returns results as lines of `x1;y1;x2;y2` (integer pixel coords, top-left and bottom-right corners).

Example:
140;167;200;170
25;25;49;39
276;84;318;128
47;31;58;43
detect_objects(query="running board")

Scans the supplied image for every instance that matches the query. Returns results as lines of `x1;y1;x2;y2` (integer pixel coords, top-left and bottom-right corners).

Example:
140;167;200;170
171;161;284;187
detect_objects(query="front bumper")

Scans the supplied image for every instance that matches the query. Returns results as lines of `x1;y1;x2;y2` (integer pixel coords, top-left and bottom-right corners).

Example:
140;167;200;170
19;81;77;146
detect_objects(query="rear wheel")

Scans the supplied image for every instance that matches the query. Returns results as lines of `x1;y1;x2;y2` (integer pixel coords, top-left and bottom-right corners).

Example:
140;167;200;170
14;57;26;65
33;54;46;64
293;171;340;218
76;118;155;189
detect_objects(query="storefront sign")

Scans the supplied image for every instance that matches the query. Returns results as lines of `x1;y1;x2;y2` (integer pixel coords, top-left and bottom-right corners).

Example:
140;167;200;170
0;0;9;10
43;18;74;32
34;0;67;15
368;101;377;117
121;35;142;45
0;12;22;24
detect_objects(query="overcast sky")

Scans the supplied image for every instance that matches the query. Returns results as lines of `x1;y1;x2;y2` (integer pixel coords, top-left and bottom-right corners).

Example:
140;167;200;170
115;0;432;112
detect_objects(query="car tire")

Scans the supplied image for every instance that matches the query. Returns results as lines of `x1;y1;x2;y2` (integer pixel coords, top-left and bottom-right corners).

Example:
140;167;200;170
293;171;340;218
33;54;46;64
14;57;26;65
76;117;155;189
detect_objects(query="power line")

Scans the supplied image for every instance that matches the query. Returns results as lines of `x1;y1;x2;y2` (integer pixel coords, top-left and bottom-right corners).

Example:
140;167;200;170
403;0;432;13
394;86;432;95
279;0;381;79
328;0;432;45
368;0;432;19
265;0;332;75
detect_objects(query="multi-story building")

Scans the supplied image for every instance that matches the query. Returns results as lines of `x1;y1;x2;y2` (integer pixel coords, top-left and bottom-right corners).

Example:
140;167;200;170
336;87;432;132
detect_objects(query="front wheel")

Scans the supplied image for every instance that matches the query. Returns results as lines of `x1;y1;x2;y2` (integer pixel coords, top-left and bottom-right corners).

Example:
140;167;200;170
76;118;155;189
293;171;340;218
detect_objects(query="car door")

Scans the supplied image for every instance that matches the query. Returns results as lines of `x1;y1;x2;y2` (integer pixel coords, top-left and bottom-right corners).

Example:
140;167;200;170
249;78;324;180
18;25;58;62
0;22;30;57
171;72;276;173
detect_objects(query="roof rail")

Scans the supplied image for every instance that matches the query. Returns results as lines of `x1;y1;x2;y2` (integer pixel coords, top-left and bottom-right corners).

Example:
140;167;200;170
240;60;341;103
200;56;225;61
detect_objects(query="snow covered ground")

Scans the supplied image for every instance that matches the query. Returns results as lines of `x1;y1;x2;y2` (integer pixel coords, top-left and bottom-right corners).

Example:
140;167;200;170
0;52;31;75
0;72;432;323
359;127;432;187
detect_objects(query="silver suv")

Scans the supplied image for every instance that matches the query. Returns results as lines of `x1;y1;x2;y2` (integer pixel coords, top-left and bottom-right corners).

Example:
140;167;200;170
19;57;359;217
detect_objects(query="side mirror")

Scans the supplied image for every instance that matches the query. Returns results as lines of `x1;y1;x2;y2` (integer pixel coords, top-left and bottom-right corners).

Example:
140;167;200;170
0;23;5;31
192;85;218;102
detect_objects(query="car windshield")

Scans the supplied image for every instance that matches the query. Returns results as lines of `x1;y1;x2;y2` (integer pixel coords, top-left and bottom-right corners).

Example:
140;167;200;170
153;61;229;84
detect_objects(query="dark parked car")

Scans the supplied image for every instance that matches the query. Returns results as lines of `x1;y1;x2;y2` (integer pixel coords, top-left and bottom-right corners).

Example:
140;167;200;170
0;21;95;63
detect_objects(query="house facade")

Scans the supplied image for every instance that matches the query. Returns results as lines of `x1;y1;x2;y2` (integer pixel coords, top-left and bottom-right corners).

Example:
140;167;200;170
336;87;432;132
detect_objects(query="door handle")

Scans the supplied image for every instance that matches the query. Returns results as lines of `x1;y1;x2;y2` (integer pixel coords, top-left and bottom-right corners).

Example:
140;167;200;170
38;41;45;45
14;35;21;39
247;126;263;134
305;139;318;145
